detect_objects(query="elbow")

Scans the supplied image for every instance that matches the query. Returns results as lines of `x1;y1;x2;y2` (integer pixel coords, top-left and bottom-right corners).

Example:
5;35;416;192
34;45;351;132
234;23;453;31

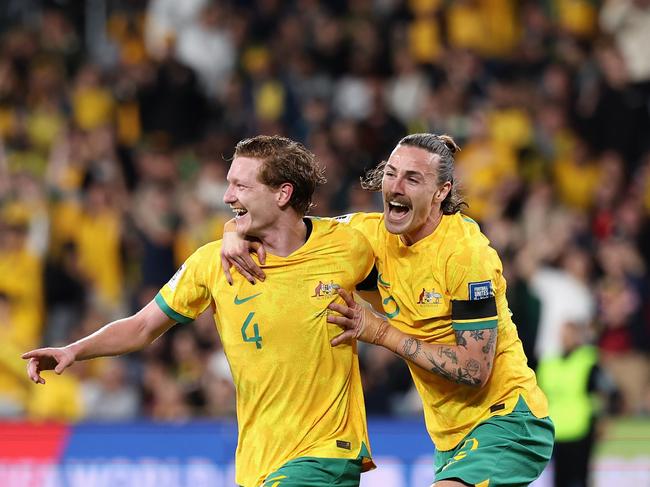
466;374;490;389
464;362;492;388
465;375;489;389
130;314;158;351
476;364;494;388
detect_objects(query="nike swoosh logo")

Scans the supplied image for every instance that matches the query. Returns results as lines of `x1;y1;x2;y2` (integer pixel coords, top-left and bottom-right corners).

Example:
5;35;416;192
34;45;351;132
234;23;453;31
377;273;390;287
234;293;262;305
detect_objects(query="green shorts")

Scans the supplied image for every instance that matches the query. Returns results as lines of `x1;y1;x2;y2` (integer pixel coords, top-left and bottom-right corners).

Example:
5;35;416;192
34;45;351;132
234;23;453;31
260;456;362;487
434;396;554;487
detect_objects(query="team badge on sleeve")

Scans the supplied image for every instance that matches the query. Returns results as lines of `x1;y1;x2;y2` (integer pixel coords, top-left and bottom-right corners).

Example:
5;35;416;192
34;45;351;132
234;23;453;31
468;280;492;301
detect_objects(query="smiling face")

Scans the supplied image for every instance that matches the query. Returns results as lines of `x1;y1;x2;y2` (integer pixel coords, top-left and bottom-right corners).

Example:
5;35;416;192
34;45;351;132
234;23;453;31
381;144;449;244
223;156;284;237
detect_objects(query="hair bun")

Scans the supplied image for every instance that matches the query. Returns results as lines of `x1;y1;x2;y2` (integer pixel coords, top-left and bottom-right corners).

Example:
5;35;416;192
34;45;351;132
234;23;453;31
439;134;460;154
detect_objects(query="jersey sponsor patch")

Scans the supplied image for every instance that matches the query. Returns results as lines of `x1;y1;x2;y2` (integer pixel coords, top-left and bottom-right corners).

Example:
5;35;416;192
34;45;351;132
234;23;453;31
336;440;351;450
333;213;353;223
468;280;492;301
167;264;185;291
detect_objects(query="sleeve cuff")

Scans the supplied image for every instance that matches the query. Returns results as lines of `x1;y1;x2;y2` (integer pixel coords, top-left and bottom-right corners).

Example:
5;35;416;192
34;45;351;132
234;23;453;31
452;318;498;331
155;293;194;324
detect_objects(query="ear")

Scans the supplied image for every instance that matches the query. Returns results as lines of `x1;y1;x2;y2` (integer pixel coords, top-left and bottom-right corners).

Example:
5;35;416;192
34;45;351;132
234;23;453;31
434;181;452;204
276;182;294;207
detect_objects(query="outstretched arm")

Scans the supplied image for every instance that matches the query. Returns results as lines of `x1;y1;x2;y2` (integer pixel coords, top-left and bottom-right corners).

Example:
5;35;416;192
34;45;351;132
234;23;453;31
328;289;497;387
22;300;176;384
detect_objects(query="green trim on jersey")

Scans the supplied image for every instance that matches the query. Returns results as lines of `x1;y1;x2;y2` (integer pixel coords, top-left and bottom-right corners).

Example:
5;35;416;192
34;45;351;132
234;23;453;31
462;215;479;225
358;441;371;461
452;319;498;331
155;292;193;324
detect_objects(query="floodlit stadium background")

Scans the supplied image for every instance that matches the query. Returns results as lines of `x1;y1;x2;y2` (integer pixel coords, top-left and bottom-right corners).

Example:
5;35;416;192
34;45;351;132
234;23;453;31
1;1;649;485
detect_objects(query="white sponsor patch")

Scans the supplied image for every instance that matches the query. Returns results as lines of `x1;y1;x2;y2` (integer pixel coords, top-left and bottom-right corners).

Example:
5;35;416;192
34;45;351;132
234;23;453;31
167;264;186;291
333;213;353;223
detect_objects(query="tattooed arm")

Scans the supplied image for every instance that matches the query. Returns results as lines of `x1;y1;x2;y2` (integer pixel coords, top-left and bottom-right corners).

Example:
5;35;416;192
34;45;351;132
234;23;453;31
398;329;496;387
329;289;497;387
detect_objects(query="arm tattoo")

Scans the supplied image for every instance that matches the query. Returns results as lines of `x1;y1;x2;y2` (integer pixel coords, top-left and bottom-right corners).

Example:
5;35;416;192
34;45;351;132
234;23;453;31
482;328;497;355
424;351;482;386
437;347;458;364
424;351;454;382
455;330;468;349
464;359;481;377
470;330;484;341
401;338;422;360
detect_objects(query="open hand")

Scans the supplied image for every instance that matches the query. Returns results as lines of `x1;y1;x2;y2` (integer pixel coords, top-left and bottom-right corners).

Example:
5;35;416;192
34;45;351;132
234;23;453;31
327;288;388;346
220;232;266;285
21;347;75;384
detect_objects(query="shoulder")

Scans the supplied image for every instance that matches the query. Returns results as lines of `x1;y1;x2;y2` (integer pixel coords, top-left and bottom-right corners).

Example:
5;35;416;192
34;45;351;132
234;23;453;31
313;212;383;231
447;213;486;240
307;217;375;268
445;214;491;250
192;240;223;260
310;213;382;239
445;214;500;265
310;216;372;247
181;240;223;275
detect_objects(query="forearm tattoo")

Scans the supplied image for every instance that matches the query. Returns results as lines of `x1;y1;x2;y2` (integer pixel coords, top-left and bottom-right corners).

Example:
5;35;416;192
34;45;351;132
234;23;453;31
437;347;458;364
401;338;422;360
398;328;495;387
424;351;481;386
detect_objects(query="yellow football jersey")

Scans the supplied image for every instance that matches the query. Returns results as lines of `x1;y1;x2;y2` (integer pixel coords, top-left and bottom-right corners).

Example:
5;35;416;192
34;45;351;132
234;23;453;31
156;218;375;487
341;212;549;451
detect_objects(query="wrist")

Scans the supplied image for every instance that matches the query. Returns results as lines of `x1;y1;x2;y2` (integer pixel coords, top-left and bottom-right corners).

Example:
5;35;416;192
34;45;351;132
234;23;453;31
224;219;237;233
65;343;81;361
372;320;401;353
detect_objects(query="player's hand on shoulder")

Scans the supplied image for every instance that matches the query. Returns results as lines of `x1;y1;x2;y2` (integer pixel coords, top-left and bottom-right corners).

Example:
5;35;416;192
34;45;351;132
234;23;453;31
21;346;76;384
221;231;266;285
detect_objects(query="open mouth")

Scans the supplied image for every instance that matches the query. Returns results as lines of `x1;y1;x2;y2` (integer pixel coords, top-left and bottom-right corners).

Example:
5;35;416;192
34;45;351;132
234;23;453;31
231;207;248;219
387;200;411;220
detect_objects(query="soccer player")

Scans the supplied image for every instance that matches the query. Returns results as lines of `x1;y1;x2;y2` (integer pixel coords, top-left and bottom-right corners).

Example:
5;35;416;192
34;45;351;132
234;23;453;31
223;134;555;486
22;135;376;487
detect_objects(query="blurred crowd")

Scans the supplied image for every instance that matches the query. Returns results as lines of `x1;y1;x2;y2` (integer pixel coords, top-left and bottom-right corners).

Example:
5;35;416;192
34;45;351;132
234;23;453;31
0;0;649;423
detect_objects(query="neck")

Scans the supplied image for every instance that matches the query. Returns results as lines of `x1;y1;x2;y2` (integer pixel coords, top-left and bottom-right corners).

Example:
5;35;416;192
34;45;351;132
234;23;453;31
258;215;307;257
400;208;443;246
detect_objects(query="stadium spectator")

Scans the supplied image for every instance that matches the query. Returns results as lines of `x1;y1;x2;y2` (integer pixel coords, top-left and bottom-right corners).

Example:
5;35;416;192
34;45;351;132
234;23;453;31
0;0;648;427
537;320;621;487
0;292;30;417
81;357;140;421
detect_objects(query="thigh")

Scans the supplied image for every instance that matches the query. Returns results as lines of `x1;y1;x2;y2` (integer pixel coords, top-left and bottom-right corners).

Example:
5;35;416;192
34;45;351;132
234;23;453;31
434;405;554;486
261;456;362;487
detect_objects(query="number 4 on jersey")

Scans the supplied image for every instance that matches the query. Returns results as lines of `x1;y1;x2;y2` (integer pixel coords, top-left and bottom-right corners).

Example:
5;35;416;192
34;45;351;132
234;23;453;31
241;312;262;349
